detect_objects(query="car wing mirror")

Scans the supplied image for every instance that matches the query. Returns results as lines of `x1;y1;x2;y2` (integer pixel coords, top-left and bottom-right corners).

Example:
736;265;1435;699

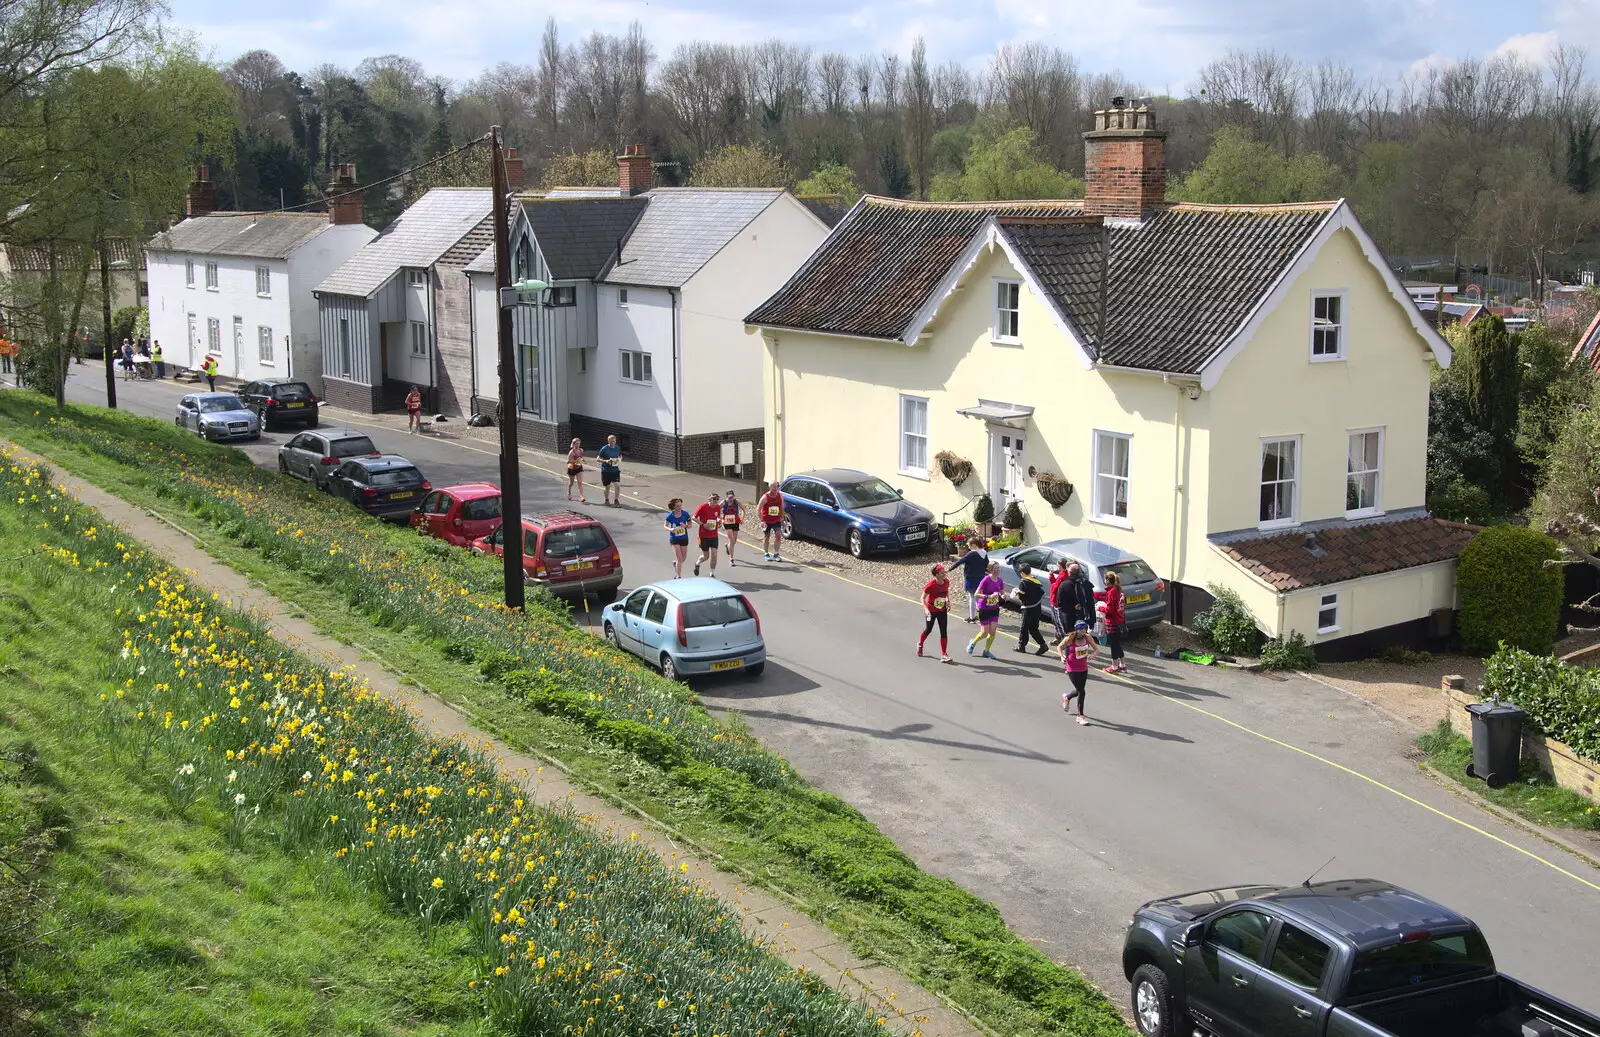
1181;923;1205;948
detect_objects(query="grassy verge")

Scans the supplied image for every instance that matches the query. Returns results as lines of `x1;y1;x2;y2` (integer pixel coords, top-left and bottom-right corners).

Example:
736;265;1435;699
0;447;892;1037
1415;721;1600;832
0;392;1130;1035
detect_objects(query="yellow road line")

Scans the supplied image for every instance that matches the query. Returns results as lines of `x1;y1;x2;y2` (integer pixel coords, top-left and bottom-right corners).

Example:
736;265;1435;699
329;413;1600;892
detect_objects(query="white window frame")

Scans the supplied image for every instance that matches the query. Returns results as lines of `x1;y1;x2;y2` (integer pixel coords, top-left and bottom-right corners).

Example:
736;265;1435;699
204;261;219;290
1310;290;1346;362
1259;434;1302;530
257;326;274;364
1345;427;1384;519
206;317;220;353
255;265;271;297
1317;590;1341;634
184;259;195;288
407;267;427;287
1091;429;1132;527
620;348;652;384
992;278;1021;344
898;393;929;479
409;320;428;357
617;287;629;308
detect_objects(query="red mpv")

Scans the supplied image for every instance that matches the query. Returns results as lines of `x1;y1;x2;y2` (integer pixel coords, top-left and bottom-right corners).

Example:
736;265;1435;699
411;483;503;548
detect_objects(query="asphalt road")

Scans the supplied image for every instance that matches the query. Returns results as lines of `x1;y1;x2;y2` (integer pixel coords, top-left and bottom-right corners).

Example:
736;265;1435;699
47;367;1600;1013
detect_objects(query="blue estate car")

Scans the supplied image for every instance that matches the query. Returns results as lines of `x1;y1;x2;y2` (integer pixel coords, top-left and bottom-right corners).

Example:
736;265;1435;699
778;469;935;559
990;537;1167;631
601;578;765;682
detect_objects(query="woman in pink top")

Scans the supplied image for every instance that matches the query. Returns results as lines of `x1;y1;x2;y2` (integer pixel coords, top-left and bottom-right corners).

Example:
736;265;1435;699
965;560;1006;660
1057;620;1099;725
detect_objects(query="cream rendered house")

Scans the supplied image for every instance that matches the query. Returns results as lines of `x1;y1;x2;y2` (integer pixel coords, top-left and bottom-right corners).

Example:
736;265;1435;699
747;101;1465;659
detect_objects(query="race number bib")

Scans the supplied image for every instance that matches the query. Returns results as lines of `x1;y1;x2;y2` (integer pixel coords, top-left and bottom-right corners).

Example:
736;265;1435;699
932;597;947;610
766;505;780;518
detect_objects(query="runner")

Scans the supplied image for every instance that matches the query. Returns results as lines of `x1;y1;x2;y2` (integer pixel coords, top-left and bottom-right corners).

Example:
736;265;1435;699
565;438;586;503
1057;620;1099;726
1012;562;1050;654
721;490;743;567
406;386;423;434
692;492;721;578
918;563;954;663
758;482;785;561
119;340;134;382
951;540;989;623
597;435;623;506
965;560;1005;659
1101;569;1128;673
663;497;691;577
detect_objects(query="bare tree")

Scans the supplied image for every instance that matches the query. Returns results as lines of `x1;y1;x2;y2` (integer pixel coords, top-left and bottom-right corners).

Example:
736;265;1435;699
1304;60;1359;169
1548;45;1600;194
817;52;850;117
989;42;1079;165
536;18;562;147
658;42;745;159
1193;48;1305;156
905;37;932;198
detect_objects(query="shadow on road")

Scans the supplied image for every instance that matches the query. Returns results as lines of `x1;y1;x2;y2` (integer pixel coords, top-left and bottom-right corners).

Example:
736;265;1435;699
697;659;819;699
726;706;1071;764
1082;717;1193;743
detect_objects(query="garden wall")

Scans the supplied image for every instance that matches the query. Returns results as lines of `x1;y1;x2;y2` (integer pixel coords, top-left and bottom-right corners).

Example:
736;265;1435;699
1442;676;1600;804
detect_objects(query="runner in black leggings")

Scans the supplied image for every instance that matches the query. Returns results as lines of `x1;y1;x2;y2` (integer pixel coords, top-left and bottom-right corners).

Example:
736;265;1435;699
918;563;954;663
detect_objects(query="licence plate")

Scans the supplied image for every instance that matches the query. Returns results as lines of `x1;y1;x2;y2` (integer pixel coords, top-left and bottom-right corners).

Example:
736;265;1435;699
390;491;414;500
1127;593;1151;604
710;659;744;671
904;530;927;541
284;401;306;409
566;559;594;570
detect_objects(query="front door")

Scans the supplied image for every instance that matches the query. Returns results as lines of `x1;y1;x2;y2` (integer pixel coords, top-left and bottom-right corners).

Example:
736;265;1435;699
232;316;244;376
186;313;198;367
1184;908;1273;1037
988;427;1026;505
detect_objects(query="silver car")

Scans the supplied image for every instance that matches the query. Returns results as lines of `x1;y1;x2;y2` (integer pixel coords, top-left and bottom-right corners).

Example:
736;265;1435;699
175;393;260;442
277;427;381;489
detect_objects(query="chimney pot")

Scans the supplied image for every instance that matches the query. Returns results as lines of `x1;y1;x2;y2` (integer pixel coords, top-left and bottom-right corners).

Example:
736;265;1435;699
618;144;653;196
504;147;525;192
1083;98;1167;220
327;163;365;226
185;164;215;217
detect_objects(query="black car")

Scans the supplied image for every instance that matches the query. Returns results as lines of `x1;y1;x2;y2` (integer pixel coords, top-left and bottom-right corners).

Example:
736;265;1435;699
778;468;935;558
1122;878;1600;1037
277;428;380;489
324;454;430;520
238;379;319;429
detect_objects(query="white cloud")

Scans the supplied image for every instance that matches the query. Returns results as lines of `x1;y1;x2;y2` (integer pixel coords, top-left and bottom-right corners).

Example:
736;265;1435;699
1494;30;1558;63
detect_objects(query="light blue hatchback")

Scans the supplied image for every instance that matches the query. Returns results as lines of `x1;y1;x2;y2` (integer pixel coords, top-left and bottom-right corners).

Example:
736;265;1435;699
600;577;765;681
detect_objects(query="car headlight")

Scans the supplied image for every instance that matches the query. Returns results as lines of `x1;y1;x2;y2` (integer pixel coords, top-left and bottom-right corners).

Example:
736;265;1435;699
867;521;891;531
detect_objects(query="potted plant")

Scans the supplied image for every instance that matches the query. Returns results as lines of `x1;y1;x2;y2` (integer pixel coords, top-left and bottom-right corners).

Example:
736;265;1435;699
972;493;995;535
1002;499;1025;531
1034;471;1074;508
935;450;974;485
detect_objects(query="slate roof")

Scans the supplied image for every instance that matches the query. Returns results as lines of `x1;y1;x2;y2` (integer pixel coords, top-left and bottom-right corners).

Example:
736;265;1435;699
1214;517;1477;591
316;189;492;298
147;213;334;260
524;197;648;280
745;198;1084;340
603;188;782;288
747;196;1340;374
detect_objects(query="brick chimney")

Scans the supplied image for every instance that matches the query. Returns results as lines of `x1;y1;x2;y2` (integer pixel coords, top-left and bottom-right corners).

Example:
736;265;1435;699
327;163;364;225
1083;98;1167;220
504;148;525;192
185;165;215;217
618;144;653;196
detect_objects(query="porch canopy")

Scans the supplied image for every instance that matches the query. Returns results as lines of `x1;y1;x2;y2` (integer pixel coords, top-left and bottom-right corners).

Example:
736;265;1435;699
956;399;1034;429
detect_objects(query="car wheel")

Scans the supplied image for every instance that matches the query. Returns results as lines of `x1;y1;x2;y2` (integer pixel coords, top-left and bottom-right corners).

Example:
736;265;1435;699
307;417;319;429
779;514;794;540
660;654;680;681
1131;965;1179;1037
593;585;619;605
745;662;765;678
603;622;619;647
277;455;289;475
848;528;865;559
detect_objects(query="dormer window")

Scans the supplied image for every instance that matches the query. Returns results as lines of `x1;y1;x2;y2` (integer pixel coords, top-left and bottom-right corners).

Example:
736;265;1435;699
406;268;427;287
514;239;532;282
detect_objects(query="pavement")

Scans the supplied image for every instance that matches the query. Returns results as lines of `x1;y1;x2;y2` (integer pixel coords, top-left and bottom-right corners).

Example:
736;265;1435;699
37;362;1600;1016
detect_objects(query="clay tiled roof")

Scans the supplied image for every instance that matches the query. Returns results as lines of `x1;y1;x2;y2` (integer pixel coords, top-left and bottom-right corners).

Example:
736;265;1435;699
746;197;1084;340
1215;517;1477;592
436;215;495;268
6;238;139;270
749;196;1338;374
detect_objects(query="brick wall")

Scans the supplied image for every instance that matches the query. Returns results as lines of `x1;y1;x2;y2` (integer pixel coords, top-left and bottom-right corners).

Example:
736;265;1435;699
321;376;382;413
1083;134;1166;219
469;396;570;454
568;412;763;477
1443;679;1600;803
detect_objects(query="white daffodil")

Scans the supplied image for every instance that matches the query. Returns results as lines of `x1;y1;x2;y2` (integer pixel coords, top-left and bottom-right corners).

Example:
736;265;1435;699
233;793;246;806
226;770;237;784
178;763;195;776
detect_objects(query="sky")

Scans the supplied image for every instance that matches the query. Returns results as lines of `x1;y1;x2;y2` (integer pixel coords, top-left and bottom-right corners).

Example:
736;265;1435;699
169;0;1598;92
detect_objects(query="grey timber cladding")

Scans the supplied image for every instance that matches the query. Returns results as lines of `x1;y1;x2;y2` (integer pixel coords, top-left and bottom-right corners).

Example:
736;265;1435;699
319;294;376;384
315;188;492;298
147;213;334;259
602;188;781;287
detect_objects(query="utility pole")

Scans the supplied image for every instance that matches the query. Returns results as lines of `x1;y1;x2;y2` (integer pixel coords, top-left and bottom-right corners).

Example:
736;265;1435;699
490;125;524;611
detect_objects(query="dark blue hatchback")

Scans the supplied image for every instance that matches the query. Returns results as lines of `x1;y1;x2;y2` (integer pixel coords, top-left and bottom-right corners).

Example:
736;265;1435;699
777;469;935;558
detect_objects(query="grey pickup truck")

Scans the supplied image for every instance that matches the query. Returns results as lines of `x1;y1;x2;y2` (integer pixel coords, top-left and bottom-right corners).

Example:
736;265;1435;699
1121;878;1600;1037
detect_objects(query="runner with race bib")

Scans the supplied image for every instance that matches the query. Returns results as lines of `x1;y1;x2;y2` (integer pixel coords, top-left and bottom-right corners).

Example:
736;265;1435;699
918;563;954;663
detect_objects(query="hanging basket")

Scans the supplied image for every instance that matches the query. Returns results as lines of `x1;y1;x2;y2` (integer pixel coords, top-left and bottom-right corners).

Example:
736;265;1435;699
935;450;974;485
1035;471;1075;508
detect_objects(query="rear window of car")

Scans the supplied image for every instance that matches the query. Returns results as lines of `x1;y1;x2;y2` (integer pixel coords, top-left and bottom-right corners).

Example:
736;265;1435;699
329;436;378;458
1106;560;1159;586
538;524;611;559
461;497;502;522
369;467;423;489
271;382;312;400
1345;929;1494;999
679;595;752;629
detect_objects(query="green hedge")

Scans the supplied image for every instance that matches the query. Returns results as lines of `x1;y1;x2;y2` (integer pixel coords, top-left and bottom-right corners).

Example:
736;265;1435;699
1457;525;1563;655
1482;645;1600;763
